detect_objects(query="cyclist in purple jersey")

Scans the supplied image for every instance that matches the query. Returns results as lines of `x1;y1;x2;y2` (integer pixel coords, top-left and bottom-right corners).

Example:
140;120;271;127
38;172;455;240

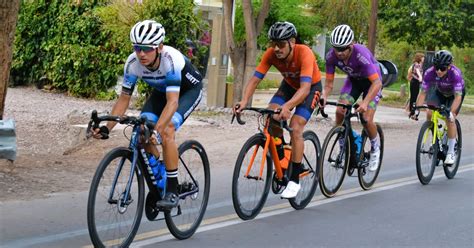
320;24;383;172
412;50;465;164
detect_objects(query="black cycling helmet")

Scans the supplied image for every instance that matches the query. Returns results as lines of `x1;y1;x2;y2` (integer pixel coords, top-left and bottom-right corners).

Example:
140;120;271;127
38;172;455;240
433;50;453;66
268;21;297;41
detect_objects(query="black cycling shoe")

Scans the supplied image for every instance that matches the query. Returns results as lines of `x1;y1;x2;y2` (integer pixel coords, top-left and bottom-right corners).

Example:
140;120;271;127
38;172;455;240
156;192;179;209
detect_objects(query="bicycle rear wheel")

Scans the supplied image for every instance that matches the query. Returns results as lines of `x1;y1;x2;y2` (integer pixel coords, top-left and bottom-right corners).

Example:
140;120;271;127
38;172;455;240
416;121;438;185
319;126;349;198
87;147;145;248
289;130;321;209
358;124;384;190
444;119;462;179
232;133;272;220
165;140;210;240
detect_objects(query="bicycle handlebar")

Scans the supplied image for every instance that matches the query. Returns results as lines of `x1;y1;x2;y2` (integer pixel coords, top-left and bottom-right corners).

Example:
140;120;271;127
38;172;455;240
319;100;368;125
231;106;293;133
86;110;155;140
413;104;450;121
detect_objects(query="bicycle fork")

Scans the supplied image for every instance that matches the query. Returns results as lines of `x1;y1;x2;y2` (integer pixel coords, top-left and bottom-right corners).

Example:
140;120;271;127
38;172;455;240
108;151;138;212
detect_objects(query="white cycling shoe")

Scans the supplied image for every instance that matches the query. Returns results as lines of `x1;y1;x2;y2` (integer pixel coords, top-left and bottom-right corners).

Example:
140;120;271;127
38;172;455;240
445;153;456;165
368;149;381;172
281;181;301;199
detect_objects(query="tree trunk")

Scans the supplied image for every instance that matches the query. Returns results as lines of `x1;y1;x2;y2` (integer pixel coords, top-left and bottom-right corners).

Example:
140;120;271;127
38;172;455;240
368;0;378;55
0;0;21;120
223;0;271;106
232;46;246;104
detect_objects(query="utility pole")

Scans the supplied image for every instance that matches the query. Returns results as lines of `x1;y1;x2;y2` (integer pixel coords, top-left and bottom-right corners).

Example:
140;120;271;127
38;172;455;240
0;0;21;119
368;0;378;55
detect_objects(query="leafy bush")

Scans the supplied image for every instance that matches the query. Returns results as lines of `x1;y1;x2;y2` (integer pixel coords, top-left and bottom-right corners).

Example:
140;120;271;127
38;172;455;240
11;0;208;98
451;46;474;95
12;1;121;97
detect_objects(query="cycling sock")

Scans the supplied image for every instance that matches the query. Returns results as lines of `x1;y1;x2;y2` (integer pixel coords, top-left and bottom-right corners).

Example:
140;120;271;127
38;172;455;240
290;162;302;183
166;169;178;195
448;138;456;154
370;136;380;152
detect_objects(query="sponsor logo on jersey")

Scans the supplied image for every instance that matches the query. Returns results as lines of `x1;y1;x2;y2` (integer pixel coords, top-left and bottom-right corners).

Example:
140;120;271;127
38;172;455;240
185;72;200;85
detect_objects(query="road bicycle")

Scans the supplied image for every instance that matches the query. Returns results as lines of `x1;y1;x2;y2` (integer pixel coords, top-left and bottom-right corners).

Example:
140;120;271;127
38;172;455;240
319;101;384;197
413;105;462;185
231;107;321;220
86;110;210;247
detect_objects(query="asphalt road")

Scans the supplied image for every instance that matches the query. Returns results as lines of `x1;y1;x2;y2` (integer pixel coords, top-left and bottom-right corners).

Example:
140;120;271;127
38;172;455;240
1;105;473;248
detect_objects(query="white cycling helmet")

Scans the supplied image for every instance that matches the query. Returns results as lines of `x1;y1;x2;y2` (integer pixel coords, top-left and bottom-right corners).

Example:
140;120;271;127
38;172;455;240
330;24;354;47
130;20;165;46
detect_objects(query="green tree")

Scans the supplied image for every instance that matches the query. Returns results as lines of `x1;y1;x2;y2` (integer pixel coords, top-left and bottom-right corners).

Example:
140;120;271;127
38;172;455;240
306;0;370;42
379;0;474;50
263;0;322;46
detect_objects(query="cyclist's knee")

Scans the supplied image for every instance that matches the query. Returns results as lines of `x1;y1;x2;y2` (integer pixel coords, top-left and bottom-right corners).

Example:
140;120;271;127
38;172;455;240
161;124;176;144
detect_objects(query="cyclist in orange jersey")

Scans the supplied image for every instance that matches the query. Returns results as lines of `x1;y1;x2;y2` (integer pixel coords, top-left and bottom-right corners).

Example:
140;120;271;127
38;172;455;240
234;22;322;198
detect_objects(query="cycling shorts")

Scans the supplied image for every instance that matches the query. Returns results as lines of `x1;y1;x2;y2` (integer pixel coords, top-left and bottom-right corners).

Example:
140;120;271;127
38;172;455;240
269;80;322;121
426;87;465;115
339;77;382;109
140;85;203;130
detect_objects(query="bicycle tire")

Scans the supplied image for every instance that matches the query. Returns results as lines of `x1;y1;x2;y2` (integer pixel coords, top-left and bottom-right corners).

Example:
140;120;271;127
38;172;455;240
319;126;349;198
165;140;210;240
444;119;462;179
232;133;272;220
87;147;145;248
289;130;321;209
358;124;384;190
416;121;438;185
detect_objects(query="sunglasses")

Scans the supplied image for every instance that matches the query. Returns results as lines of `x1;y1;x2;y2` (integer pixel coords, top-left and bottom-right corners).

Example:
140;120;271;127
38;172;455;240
269;41;288;49
435;65;448;72
333;46;350;52
133;45;156;53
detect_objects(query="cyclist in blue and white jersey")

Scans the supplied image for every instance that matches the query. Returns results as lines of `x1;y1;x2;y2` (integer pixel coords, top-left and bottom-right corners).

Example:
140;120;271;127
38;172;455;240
92;20;203;209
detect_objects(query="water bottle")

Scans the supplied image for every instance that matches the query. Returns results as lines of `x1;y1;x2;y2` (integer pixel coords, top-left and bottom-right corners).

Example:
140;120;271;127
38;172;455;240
274;137;285;160
149;155;166;190
352;130;362;156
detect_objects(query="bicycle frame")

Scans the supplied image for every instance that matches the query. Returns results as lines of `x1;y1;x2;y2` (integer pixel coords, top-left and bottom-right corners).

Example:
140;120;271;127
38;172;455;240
245;117;286;181
321;101;368;167
424;110;447;146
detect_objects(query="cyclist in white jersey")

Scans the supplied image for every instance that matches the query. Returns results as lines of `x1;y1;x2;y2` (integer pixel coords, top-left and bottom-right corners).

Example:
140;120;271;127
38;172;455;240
92;20;203;209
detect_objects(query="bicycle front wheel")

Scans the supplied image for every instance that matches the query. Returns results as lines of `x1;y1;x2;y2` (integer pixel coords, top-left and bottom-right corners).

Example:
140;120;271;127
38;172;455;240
358;124;384;190
289;130;321;210
165;140;210;240
232;133;272;220
319;126;349;198
416;121;438;185
444;119;462;179
87;147;145;248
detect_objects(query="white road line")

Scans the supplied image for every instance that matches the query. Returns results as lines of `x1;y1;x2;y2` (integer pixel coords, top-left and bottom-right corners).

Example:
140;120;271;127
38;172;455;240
131;164;474;247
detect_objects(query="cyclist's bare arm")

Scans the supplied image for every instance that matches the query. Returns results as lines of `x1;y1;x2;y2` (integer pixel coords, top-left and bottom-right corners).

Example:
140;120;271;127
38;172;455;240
416;91;426;107
286;82;311;109
235;76;262;112
322;74;335;104
451;94;462;116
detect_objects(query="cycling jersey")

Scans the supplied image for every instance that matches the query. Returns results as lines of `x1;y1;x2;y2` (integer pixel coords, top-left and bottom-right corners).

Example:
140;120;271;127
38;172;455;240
121;45;203;130
325;44;382;109
255;44;322;89
122;45;202;95
325;44;382;82
422;65;465;97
